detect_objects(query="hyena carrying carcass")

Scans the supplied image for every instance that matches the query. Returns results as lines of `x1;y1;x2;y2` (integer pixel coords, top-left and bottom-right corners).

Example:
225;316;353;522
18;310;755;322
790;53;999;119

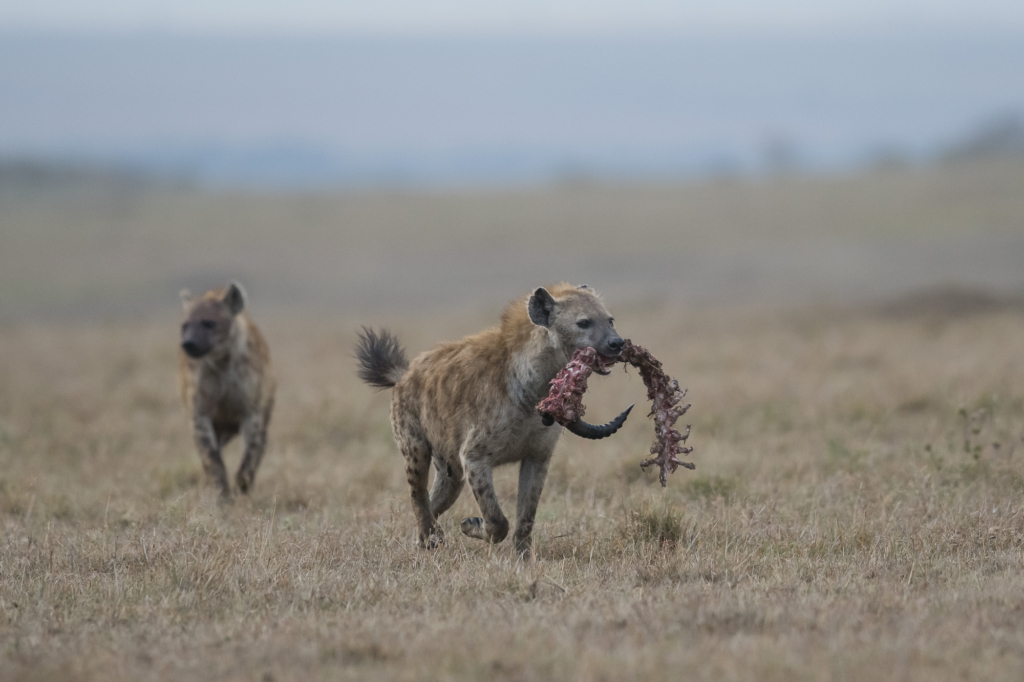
179;282;275;498
356;283;633;558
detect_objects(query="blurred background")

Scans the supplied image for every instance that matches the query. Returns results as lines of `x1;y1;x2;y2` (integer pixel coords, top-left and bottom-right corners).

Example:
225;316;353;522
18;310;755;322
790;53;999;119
1;0;1023;321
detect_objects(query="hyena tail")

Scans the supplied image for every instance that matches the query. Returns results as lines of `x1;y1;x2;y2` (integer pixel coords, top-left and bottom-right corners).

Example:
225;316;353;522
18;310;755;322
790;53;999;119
355;327;409;389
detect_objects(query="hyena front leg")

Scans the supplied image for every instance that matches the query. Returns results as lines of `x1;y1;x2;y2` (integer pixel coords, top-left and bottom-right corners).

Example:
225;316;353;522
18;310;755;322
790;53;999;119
192;416;230;498
461;458;510;544
236;414;268;494
513;457;551;559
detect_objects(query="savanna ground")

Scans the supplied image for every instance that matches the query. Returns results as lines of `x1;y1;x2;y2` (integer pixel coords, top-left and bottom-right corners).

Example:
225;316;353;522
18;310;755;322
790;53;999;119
3;160;1024;680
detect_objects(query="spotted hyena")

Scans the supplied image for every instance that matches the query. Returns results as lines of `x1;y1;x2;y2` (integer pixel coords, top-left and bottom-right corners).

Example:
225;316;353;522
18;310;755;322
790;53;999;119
355;283;631;558
179;282;275;498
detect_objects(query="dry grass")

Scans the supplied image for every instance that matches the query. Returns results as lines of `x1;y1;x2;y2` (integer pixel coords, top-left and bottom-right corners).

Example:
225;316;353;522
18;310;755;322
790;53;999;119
4;301;1024;681
4;160;1024;679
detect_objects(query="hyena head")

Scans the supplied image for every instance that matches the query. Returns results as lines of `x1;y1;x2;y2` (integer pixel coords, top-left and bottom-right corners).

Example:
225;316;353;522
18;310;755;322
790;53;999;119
179;282;246;359
528;284;624;358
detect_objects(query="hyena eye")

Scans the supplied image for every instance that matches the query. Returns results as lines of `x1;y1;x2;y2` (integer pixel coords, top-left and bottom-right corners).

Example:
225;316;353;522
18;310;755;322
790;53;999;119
200;320;216;330
181;322;188;332
576;319;592;329
608;318;615;326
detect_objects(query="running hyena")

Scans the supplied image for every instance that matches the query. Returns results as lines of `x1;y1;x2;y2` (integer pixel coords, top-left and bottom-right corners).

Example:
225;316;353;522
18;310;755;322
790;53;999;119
355;283;631;558
179;282;275;498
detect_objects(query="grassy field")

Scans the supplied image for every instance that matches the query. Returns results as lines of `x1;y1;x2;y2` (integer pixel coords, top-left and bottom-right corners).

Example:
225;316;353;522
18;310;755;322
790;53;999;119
3;161;1024;680
3;158;1024;320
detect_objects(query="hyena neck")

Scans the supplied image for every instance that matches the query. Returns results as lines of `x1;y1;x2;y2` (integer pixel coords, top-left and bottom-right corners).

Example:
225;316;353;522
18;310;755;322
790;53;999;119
508;327;570;410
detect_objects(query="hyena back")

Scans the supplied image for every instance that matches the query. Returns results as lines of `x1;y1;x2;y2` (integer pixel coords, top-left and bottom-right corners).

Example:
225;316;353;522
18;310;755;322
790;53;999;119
179;282;275;498
356;283;629;558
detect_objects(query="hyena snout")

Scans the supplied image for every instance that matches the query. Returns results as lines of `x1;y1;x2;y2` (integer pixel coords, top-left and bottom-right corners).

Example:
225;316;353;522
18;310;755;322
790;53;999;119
180;314;229;358
602;334;625;356
181;337;209;358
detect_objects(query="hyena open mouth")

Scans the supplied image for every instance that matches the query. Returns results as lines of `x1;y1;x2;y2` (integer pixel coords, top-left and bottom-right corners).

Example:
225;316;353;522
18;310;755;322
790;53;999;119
537;340;695;487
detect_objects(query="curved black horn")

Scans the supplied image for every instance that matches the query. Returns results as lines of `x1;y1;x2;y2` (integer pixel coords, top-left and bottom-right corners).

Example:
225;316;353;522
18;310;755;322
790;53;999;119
564;404;634;440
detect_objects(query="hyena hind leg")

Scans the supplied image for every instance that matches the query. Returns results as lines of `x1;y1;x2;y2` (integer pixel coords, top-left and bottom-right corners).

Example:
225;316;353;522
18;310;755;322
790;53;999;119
429;456;465;518
461;458;509;544
399;435;444;548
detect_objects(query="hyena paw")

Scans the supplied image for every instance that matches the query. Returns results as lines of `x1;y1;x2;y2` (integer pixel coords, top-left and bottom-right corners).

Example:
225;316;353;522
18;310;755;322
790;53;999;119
421;526;445;549
461;517;487;541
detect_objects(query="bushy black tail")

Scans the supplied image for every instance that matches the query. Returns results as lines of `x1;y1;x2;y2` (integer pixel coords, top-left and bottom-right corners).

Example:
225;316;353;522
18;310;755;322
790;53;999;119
355;327;409;389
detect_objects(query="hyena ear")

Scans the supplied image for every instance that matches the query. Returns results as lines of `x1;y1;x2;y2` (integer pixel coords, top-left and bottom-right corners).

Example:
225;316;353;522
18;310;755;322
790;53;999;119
179;289;193;312
577;284;589;290
223;281;247;315
528;287;556;327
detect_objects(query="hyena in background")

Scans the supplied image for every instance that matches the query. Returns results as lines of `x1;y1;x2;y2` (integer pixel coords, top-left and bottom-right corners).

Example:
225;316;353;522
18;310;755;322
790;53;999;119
356;283;632;558
179;282;275;498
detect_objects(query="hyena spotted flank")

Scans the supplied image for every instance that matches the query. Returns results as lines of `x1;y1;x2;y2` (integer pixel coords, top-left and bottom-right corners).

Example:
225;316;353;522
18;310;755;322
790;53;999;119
179;282;275;498
356;283;631;558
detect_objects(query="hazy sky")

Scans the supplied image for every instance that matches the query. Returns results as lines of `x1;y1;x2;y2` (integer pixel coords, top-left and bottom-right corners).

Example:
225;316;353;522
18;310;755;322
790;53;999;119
3;0;1024;34
2;2;1022;185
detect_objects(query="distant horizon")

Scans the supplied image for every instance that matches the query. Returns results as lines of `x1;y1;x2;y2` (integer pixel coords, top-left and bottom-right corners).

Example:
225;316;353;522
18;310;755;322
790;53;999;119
2;28;1022;188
